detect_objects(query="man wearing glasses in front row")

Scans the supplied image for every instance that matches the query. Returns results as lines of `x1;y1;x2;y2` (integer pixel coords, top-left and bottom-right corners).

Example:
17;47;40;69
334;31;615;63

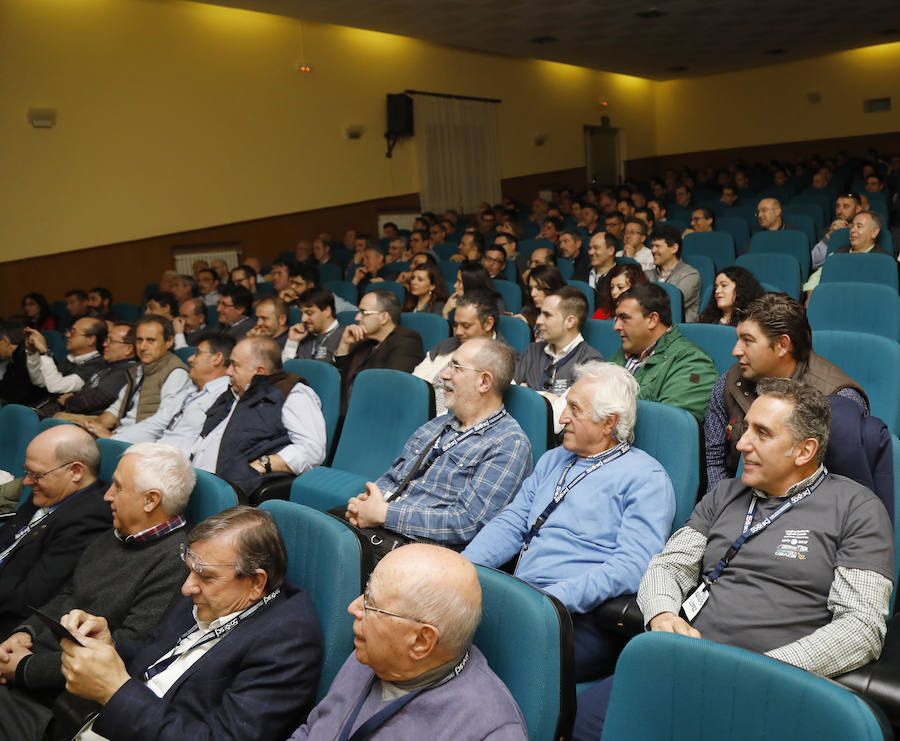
58;507;323;741
0;426;110;637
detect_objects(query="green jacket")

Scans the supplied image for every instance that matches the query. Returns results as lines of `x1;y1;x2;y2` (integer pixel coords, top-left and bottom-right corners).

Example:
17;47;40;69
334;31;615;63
610;325;718;422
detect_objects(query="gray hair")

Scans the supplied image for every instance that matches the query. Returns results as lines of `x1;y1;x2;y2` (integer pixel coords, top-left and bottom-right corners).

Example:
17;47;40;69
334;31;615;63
189;506;287;591
125;443;195;516
470;339;515;395
755;378;831;464
574;361;640;443
54;427;101;476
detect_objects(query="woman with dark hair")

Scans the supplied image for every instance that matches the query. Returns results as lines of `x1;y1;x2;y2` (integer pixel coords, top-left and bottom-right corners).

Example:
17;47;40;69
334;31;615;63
442;261;505;318
527;265;566;310
21;293;57;331
698;265;764;326
592;263;649;320
402;263;449;315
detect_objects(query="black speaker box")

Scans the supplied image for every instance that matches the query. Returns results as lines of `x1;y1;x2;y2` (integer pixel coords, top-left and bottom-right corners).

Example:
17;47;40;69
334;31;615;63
386;94;414;137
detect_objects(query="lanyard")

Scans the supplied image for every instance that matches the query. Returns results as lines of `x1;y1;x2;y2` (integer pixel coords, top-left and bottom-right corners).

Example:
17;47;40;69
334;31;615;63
337;651;469;741
437;408;506;455
143;588;281;680
539;344;580;391
521;443;630;551
704;468;828;585
0;486;87;565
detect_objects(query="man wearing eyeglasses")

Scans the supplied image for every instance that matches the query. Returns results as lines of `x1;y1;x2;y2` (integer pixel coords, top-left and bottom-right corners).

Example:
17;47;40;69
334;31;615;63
58;507;323;741
0;443;192;740
23;317;108;404
810;193;863;271
216;284;254;340
0;426;110;638
288;544;527;740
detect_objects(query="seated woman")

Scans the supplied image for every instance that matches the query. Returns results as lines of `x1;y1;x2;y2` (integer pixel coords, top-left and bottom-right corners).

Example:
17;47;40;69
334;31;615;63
401;263;449;315
443;261;506;318
21;293;57;331
592;263;648;320
513;264;567;331
697;265;764;326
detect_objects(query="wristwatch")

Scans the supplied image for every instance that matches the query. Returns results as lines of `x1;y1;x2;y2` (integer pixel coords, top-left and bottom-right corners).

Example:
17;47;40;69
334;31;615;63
259;455;272;473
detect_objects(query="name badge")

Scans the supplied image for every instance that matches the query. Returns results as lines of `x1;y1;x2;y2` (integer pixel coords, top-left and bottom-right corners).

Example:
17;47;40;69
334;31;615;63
681;583;709;622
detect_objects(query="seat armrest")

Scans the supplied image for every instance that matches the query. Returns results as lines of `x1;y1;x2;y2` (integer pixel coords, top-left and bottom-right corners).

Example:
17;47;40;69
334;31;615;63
591;594;645;637
248;474;295;507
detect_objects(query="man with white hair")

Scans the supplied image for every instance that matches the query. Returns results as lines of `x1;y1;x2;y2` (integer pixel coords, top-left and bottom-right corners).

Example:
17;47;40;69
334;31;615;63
0;443;194;740
464;361;675;682
289;544;527;740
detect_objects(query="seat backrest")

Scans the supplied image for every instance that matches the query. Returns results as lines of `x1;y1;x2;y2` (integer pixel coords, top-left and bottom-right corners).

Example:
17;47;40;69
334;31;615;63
317;262;343;284
96;438;132;486
173;346;195;364
0;404;40;475
782;211;817;250
748;230;811;279
812;330;900;435
820;253;899;290
185;469;238;526
400;312;450;354
517;238;554;257
557;259;574;280
656;282;684;323
41;329;68;365
284;359;341;460
260;500;363;701
683;231;736;271
323;280;359;307
497;315;531;354
893;436;900;613
433;242;459;261
567;280;595;315
111;302;140;322
676;323;736;376
582;318;621;360
735;253;802;299
827;226;851;254
363;280;405;303
503;384;553;467
682;253;715;309
715;217;750;251
493;280;523;314
204;304;219;327
437;260;460;288
785;201;825;234
604;631;890;741
473;565;575;741
331;369;433;478
807;283;900;342
634;400;700;531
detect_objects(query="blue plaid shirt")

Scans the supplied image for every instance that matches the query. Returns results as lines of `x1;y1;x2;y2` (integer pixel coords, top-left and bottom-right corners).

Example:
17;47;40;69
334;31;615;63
380;409;533;545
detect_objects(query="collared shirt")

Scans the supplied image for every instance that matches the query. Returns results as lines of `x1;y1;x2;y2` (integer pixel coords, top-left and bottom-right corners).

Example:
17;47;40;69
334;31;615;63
117;514;187;545
173;324;207;349
588;266;612;290
105;365;193;428
190;381;326;475
542;334;584;364
113;374;230;447
623;331;665;374
282;319;340;363
380;410;533;544
201;290;220;308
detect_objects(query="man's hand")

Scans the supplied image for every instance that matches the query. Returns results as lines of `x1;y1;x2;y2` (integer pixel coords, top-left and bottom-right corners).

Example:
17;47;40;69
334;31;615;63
279;288;299;303
60;634;130;705
249;454;290;475
24;327;48;354
825;218;850;238
61;610;113;644
0;632;33;685
336;325;366;356
395;271;412;288
172;317;185;335
82;419;113;439
352;266;368;286
346;482;388;528
449;254;465;263
648;611;702;638
57;392;74;407
288;323;309;343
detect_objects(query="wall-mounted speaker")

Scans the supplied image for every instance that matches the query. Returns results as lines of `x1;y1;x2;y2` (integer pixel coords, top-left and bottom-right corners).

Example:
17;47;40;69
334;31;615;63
386;94;414;137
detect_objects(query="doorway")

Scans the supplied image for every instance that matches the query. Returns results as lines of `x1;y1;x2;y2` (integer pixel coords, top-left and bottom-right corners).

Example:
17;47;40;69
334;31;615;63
585;125;621;187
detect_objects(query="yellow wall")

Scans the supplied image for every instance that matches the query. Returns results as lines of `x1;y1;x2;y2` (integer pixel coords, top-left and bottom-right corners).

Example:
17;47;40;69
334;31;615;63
653;41;900;155
1;0;656;262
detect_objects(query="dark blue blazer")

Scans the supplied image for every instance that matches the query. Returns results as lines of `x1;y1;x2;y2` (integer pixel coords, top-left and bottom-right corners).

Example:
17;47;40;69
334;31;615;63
93;582;323;741
0;479;110;637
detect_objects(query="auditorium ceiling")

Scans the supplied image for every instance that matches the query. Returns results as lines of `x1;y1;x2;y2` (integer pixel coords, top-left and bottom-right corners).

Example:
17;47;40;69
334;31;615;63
194;0;900;79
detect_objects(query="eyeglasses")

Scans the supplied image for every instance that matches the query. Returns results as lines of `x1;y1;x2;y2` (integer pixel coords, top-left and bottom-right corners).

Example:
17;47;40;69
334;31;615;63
217;301;235;308
362;589;424;623
449;360;484;374
358;309;382;317
179;543;239;575
23;461;75;482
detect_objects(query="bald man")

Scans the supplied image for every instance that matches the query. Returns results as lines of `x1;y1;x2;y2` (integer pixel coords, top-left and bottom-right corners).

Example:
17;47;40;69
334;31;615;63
289;544;527;740
0;426;110;636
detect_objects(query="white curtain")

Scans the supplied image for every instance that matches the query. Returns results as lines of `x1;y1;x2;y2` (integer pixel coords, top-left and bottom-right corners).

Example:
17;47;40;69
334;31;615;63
412;94;501;215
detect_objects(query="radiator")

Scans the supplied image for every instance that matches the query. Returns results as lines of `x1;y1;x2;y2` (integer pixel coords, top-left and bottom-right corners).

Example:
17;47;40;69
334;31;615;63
173;248;241;276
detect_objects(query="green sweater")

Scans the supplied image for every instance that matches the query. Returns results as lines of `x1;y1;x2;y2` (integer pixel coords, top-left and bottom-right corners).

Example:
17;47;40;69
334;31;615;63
17;526;188;689
610;325;718;423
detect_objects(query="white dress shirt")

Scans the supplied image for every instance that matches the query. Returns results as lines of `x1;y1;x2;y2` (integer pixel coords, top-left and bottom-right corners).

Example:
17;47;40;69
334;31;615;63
26;350;102;394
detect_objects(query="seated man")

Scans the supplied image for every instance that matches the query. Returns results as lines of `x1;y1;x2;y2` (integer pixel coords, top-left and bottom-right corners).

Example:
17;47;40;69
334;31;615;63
743;197;801;252
649;224;701;322
0;321;44;406
144;291;177;320
280;263;358;314
63;289;90;330
51;321;136;419
0;426;110;636
804;211;890;294
172;297;207;348
196;268;221;308
351;245;397;299
86;287;113;321
611;283;717;422
810;192;862;270
59;507;324;741
481;244;509;281
0;443;193;740
230;264;258;298
24;317;108;405
288;544;527;740
170;275;198;306
191;337;326;497
515;286;604;396
616;218;654;272
334;290;424;410
109;334;233;448
414;291;515;415
77;315;193;436
574;380;894;738
283;286;343;364
216;284;255;340
464;362;675;681
341;339;532;555
558;230;591;281
705;293;867;490
586;231;617;298
247;295;290;349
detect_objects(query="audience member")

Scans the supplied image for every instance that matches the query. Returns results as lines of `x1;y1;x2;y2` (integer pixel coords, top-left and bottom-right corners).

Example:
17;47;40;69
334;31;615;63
24;317;107;404
172;297;207;348
611;283;717;422
465;362;675;681
283;286;343;364
21;293;57;331
481;244;509;281
196;268;221;307
585;231;617;302
64;290;90;328
170;274;198;305
442;262;504;319
0;321;45;406
617;218;654;272
649;224;702;322
144;290;177;320
697;266;764;325
86;287;113;320
281;262;358;313
593;263;648;321
216;284;254;339
401;263;448;315
248;295;290;349
351;245;397;298
810;193;863;270
804;211;890;294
